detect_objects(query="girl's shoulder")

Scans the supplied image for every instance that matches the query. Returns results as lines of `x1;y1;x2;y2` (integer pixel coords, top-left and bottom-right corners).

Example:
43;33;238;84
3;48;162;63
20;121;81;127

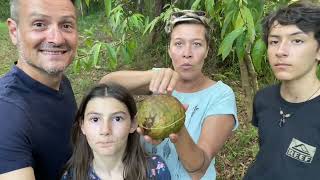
60;167;101;180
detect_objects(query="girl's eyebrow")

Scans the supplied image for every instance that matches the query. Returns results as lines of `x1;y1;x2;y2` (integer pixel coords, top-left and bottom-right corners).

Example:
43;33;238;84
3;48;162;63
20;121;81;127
110;111;128;116
85;111;128;117
85;112;101;116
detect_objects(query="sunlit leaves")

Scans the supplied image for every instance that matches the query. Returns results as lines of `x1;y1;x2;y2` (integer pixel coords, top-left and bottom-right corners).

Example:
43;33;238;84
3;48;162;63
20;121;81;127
92;42;102;67
191;0;202;10
219;26;246;60
105;0;111;17
240;5;256;43
205;0;215;17
235;33;247;61
105;43;117;70
252;38;266;72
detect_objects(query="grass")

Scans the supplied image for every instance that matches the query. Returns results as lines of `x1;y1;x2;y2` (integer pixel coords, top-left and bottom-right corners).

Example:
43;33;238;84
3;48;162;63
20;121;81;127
0;21;17;75
0;20;258;180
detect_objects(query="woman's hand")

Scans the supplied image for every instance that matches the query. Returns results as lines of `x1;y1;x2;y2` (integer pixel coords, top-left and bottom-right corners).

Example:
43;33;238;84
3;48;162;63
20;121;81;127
149;68;179;94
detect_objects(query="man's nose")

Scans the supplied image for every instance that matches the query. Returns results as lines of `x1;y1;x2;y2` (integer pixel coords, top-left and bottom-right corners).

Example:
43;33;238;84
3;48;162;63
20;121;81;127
47;25;65;45
275;41;289;58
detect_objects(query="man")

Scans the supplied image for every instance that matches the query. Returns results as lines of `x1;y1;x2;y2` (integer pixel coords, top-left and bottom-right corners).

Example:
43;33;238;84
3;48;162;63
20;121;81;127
0;0;78;179
100;10;238;179
244;1;320;179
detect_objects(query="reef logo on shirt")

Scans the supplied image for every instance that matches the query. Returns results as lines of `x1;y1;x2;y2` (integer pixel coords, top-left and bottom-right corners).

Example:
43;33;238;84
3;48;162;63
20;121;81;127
286;138;316;163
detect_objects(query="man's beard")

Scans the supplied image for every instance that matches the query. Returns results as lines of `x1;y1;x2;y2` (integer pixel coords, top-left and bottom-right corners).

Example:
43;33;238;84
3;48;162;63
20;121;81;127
16;40;72;77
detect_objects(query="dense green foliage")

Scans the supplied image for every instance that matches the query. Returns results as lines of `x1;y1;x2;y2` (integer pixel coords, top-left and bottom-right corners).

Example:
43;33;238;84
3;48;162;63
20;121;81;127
1;0;319;179
0;0;10;21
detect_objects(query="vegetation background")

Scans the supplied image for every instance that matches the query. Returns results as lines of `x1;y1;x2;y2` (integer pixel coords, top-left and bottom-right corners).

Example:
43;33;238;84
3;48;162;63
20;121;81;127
0;0;319;179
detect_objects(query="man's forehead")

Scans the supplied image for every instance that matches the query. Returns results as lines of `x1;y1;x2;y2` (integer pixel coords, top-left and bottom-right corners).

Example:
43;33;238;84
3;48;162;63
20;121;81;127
19;0;76;15
270;22;304;35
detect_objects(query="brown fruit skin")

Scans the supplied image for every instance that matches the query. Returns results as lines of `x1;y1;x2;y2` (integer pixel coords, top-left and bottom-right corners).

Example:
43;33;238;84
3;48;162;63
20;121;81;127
137;95;185;140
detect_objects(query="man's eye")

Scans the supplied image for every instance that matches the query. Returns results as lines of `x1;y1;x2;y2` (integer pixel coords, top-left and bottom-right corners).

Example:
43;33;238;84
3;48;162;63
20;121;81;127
33;22;45;28
175;42;182;46
292;39;303;44
269;40;278;45
63;24;73;29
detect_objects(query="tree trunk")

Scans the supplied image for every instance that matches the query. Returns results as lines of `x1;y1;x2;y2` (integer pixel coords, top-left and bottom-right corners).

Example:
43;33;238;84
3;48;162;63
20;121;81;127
245;53;259;95
239;51;259;121
239;58;252;121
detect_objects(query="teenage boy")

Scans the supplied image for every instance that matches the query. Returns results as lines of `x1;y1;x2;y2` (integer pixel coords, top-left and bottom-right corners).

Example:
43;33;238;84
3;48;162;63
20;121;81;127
244;1;320;179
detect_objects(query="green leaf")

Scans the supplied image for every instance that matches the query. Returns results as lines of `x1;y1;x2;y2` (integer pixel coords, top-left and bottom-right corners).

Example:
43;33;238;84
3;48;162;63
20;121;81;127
84;38;94;48
235;32;246;61
218;26;246;60
84;56;91;70
105;44;118;70
114;11;122;28
85;0;90;7
127;40;137;57
121;45;131;64
130;15;139;29
105;0;111;17
221;10;235;38
163;7;175;21
252;38;266;72
191;0;201;10
240;5;256;42
205;0;215;18
92;42;102;67
234;12;245;30
73;59;81;73
143;16;160;35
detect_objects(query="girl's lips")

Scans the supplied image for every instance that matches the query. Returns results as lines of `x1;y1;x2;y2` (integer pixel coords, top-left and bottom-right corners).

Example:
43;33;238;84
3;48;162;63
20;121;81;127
97;141;114;147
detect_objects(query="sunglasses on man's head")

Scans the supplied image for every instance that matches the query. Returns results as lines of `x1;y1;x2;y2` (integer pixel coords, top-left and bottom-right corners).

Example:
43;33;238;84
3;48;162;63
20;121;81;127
171;10;206;18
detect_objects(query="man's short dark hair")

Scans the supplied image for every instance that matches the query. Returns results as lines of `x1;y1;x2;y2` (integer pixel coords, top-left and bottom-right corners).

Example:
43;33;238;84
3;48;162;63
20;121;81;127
262;1;320;46
10;0;76;23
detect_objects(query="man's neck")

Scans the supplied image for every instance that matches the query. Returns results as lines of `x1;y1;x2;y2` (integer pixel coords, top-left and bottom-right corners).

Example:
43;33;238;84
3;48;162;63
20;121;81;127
281;75;320;103
16;60;62;90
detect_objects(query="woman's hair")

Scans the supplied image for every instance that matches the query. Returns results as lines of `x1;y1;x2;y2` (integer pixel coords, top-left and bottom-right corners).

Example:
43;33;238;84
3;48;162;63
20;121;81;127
62;83;148;180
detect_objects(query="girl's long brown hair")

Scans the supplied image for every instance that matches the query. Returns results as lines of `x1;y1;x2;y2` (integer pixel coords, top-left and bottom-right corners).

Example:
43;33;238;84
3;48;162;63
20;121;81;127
62;83;149;180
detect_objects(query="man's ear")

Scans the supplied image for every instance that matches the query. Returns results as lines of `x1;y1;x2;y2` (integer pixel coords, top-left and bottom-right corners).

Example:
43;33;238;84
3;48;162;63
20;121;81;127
130;117;138;133
7;18;18;45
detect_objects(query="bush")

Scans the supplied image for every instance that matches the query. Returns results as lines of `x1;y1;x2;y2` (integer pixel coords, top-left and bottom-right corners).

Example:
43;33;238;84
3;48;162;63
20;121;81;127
0;0;10;21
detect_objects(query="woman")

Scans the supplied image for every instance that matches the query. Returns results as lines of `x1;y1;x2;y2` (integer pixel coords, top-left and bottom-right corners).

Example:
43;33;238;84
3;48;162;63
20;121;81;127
99;10;238;180
61;83;170;180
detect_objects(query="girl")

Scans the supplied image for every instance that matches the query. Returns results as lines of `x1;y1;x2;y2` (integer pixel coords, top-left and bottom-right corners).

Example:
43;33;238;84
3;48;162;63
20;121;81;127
61;83;170;180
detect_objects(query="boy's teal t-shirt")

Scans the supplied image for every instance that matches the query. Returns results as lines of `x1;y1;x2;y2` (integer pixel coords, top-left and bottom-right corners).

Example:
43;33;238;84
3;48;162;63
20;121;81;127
144;81;238;180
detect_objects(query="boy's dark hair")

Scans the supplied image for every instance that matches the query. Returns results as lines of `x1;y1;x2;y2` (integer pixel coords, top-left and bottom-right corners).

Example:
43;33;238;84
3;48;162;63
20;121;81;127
262;1;320;46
